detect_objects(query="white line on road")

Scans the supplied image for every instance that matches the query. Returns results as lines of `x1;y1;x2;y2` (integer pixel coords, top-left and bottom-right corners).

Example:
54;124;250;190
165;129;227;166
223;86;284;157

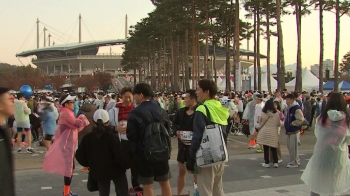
41;187;52;190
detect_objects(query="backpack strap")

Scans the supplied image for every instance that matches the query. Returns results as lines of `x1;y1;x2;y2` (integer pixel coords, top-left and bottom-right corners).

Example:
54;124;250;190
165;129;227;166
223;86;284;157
202;105;214;125
132;110;152;125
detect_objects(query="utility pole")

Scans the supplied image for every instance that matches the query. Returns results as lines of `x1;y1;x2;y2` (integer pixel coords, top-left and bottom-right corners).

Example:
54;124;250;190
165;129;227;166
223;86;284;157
43;27;47;47
37;18;40;48
79;14;82;43
125;14;128;39
48;34;51;46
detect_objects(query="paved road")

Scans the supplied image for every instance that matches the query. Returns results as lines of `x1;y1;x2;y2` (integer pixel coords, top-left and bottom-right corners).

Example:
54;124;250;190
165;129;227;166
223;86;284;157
16;129;349;195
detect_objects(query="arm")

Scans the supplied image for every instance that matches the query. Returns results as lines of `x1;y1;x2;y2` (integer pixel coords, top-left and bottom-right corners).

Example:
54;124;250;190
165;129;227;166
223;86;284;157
189;111;206;160
126;112;139;142
75;137;89;167
291;109;305;126
22;102;31;115
172;109;181;132
61;112;89;131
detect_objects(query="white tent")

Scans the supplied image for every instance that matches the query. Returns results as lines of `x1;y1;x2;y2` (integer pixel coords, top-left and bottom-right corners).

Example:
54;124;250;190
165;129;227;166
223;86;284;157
286;67;319;91
250;73;278;92
216;76;234;90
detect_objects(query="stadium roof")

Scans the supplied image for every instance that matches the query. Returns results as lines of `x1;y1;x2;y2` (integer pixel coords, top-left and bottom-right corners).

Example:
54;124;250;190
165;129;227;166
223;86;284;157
16;39;128;57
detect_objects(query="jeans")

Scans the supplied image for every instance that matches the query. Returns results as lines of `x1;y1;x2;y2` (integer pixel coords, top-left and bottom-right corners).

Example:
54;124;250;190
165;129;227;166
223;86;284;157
97;174;129;196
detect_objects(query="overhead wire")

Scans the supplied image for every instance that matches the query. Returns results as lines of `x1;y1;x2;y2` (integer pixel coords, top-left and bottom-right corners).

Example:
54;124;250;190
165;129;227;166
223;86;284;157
40;21;77;41
82;19;96;42
57;20;78;43
17;24;36;53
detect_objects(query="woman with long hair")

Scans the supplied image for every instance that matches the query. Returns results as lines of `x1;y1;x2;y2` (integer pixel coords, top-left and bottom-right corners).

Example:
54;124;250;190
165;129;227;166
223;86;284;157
257;100;283;168
43;94;90;196
76;109;129;196
301;92;350;196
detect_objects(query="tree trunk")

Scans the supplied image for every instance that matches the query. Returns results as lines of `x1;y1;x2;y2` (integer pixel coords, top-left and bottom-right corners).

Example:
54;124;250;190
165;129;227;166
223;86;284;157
204;3;209;79
319;0;324;93
213;43;217;83
171;37;175;91
184;29;190;90
175;37;180;91
334;0;340;92
150;41;156;89
191;2;196;88
253;10;257;90
257;6;262;91
266;6;271;93
158;41;162;90
225;0;233;91
276;0;286;90
295;3;302;92
234;0;240;91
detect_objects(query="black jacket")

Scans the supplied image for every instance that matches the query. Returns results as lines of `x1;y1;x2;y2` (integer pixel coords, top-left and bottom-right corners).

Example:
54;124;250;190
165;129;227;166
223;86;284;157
126;101;171;159
75;127;127;181
0;126;15;196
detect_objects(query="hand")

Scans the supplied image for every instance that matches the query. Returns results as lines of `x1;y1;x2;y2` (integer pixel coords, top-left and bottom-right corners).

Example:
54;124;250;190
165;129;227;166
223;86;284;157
186;158;195;172
176;131;180;138
116;124;126;134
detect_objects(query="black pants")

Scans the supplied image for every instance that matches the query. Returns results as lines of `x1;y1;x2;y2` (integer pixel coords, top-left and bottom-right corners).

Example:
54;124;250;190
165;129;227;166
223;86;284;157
131;166;139;187
98;174;129;196
263;145;278;164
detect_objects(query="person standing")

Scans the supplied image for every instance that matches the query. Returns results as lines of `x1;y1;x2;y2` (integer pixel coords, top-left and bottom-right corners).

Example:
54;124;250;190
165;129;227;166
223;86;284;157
301;93;350;196
0;87;15;196
172;90;198;195
186;79;229;196
284;94;304;168
14;93;35;153
126;83;172;196
43;94;90;196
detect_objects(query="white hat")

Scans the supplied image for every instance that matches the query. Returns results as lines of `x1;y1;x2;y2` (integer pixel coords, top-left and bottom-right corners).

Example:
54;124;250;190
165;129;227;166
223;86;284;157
60;95;76;105
93;109;110;123
182;94;186;98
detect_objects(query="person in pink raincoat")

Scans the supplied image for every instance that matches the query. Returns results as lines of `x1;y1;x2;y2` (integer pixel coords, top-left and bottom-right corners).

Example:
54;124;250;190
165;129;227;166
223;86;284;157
43;94;90;196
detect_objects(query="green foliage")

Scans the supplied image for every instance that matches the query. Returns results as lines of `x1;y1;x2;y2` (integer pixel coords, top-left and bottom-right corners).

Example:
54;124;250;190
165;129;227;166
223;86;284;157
340;51;350;75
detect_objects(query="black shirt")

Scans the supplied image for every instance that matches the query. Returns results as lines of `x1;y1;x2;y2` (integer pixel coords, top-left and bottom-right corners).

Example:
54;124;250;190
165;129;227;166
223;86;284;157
0;125;15;196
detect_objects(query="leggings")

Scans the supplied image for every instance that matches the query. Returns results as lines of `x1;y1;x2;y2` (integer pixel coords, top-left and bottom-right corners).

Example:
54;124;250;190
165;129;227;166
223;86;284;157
263;145;278;164
98;174;129;196
64;176;73;186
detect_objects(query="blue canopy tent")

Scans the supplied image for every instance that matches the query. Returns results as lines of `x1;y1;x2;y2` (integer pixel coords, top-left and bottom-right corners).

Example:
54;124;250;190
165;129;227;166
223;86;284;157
339;81;350;91
323;81;334;90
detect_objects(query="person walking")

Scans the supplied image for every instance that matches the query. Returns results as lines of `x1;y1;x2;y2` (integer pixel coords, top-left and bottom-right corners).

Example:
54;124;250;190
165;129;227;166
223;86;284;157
284;94;304;168
186;79;229;196
0;87;15;196
301;93;350;195
76;109;130;196
43;94;90;196
257;100;283;168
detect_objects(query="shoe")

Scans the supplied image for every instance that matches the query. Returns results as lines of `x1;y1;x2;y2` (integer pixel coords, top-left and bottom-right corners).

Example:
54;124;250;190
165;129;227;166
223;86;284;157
66;191;78;196
286;164;298;168
248;144;257;149
17;148;22;153
133;186;143;192
26;148;35;154
81;167;89;173
236;132;244;136
273;163;279;168
255;148;264;153
278;159;283;163
262;163;270;168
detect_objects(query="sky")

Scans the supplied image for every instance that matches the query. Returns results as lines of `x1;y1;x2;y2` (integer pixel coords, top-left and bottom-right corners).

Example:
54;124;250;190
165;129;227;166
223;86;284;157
1;0;349;68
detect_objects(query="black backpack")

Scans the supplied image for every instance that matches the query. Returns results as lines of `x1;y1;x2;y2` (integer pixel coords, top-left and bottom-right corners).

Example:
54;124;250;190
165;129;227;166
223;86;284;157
134;110;171;162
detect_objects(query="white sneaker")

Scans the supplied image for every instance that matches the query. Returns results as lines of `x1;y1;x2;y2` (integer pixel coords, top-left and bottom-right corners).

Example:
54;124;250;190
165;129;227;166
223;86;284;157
286;164;298;168
249;144;257;149
262;163;270;168
273;163;279;168
236;132;244;136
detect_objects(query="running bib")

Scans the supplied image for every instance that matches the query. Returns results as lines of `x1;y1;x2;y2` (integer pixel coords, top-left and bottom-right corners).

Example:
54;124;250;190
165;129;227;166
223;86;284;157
179;130;193;145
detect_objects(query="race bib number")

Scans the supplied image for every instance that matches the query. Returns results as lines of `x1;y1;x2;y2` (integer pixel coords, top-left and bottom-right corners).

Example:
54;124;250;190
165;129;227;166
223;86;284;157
179;130;193;145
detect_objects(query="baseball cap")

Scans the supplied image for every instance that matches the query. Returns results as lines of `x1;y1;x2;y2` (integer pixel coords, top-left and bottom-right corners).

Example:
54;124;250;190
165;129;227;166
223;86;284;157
345;96;350;101
93;109;110;123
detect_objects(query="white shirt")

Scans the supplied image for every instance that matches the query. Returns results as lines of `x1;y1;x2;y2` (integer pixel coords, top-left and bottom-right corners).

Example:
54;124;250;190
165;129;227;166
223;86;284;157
254;102;265;128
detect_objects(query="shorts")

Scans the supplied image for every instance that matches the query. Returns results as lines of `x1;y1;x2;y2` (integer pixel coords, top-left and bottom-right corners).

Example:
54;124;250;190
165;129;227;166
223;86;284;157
177;144;191;164
136;159;171;185
17;128;31;133
44;134;54;141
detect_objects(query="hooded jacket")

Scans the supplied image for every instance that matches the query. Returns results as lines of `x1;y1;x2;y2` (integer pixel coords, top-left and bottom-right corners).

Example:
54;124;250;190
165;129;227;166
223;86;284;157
189;99;229;159
284;101;304;134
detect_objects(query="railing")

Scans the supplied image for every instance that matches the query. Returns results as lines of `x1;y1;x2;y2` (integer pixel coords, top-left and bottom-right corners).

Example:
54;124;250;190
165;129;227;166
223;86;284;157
32;54;123;62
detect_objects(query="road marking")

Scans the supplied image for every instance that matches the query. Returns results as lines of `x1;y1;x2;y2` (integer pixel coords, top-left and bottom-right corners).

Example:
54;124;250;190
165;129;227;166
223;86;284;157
41;187;52;190
249;158;257;160
73;173;79;176
305;159;310;161
82;179;88;182
225;164;229;167
260;175;272;178
32;154;39;156
299;170;304;172
299;154;305;156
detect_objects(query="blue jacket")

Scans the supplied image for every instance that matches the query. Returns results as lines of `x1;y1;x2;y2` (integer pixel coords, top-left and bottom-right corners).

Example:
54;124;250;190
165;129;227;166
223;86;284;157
39;107;57;135
284;101;304;134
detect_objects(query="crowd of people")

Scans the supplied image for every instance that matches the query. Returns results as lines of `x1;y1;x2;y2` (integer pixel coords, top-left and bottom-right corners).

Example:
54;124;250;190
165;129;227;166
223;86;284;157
1;81;350;196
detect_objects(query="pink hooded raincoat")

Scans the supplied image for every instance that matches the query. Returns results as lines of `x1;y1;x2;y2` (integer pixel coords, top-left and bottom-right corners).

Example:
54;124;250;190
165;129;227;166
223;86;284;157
43;107;89;177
